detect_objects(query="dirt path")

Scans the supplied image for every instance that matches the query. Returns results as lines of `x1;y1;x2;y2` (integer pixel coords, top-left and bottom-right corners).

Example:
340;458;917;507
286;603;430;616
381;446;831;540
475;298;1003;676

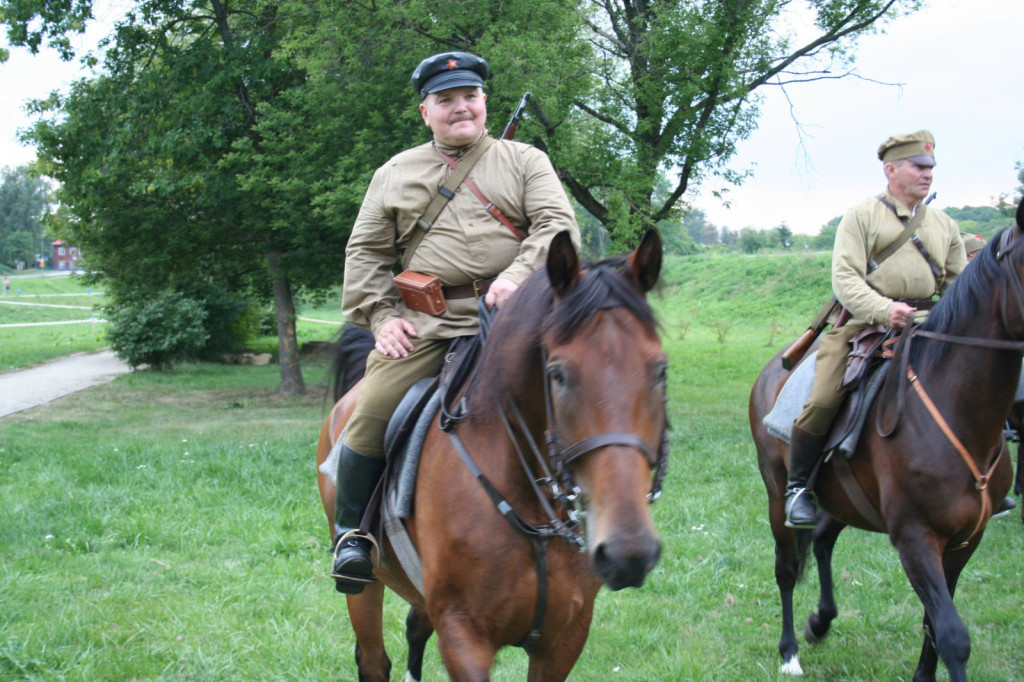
0;350;133;418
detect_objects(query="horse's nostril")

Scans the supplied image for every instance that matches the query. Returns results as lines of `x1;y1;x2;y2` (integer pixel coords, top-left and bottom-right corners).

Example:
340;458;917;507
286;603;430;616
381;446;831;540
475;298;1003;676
592;538;661;590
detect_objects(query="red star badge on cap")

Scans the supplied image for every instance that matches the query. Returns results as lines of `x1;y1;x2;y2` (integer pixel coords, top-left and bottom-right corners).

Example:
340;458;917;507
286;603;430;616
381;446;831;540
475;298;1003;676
925;144;933;151
447;58;458;70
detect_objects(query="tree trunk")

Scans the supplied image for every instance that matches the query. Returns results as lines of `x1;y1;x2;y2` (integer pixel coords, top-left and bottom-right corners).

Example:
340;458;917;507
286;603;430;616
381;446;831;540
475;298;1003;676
267;248;305;396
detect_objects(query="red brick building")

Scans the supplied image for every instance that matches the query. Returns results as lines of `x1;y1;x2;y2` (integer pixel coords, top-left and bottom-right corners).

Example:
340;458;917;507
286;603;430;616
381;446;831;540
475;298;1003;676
51;240;81;270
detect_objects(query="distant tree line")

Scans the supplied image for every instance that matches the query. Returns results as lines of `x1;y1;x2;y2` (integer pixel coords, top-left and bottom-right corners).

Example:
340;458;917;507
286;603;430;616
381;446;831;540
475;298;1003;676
666;166;1024;255
0;166;49;269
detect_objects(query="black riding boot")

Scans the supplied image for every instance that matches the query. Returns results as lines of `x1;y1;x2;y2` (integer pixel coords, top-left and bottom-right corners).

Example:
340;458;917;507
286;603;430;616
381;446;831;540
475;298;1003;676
785;425;828;529
331;444;386;594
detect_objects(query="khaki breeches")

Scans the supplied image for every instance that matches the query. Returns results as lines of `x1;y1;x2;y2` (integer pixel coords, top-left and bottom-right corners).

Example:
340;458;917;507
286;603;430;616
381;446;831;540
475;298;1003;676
794;323;869;435
342;336;449;458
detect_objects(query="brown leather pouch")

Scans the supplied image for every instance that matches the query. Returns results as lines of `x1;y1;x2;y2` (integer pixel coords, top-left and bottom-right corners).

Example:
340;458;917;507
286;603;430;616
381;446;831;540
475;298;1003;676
840;324;887;389
394;270;446;316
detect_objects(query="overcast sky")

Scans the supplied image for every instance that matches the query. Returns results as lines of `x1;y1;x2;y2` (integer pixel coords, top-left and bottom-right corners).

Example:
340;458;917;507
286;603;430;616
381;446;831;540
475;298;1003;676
692;0;1024;233
2;0;1023;235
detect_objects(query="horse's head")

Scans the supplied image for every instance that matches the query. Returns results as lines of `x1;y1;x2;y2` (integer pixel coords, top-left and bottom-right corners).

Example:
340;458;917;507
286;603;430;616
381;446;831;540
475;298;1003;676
991;197;1024;338
920;196;1024;349
541;229;666;590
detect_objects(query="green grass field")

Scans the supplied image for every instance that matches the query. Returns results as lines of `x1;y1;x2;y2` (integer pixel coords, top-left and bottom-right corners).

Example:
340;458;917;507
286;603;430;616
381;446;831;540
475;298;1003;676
0;273;109;371
2;253;1022;681
0;273;346;374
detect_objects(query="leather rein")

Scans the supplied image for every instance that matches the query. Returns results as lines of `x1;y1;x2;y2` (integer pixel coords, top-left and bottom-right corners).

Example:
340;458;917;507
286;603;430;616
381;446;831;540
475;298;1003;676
893;224;1024;548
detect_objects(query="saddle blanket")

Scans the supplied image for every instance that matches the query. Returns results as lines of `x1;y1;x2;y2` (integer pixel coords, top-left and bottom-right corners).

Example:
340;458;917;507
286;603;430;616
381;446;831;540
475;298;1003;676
762;352;815;445
762;351;886;459
762;357;1024;431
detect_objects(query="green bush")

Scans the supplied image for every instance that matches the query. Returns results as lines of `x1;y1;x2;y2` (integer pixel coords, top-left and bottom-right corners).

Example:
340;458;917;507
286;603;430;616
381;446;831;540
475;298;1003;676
106;290;210;369
189;283;262;359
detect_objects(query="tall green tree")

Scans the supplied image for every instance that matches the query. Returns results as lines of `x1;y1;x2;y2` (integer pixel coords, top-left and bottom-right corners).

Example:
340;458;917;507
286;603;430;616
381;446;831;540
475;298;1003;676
2;0;921;391
535;0;920;249
776;224;793;249
0;165;50;268
8;0;347;393
290;1;919;250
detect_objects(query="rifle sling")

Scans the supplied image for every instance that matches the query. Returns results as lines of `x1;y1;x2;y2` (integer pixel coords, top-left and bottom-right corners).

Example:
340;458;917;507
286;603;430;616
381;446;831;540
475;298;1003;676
434;146;526;242
404;136;497;266
404;136;527;267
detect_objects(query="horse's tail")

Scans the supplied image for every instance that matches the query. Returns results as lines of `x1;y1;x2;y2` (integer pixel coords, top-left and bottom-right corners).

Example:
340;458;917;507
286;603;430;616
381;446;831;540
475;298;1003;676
795;527;813;583
329;322;374;402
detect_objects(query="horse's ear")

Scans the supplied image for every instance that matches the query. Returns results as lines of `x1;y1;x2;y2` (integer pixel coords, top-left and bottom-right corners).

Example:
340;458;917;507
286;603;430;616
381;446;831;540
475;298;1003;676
547;231;580;298
627;228;662;294
1017;194;1024;232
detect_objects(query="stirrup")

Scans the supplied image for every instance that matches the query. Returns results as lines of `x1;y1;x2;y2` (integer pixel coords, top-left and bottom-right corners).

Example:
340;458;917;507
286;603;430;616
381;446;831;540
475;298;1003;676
331;530;380;593
784;487;818;529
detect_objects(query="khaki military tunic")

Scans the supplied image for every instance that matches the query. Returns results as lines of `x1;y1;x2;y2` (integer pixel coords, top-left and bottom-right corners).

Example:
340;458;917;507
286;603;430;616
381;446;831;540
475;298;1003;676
796;189;965;434
832;190;965;325
343;133;580;339
341;132;580;456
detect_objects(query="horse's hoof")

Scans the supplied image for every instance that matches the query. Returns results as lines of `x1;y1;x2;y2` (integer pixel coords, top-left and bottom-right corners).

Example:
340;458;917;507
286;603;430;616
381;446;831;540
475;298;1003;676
779;655;804;676
804;613;829;643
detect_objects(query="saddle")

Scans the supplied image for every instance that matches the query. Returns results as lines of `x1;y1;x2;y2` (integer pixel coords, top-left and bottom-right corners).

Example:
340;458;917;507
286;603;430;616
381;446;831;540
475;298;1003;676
763;326;896;458
364;306;496;596
827;325;896;451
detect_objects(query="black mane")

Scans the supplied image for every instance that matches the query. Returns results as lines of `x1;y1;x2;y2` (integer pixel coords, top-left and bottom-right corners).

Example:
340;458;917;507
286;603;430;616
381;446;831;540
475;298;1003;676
543;254;658;343
913;227;1011;365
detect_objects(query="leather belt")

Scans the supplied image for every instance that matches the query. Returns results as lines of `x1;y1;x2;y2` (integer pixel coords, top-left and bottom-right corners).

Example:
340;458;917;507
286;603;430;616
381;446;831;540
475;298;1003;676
443;277;495;300
899;298;936;310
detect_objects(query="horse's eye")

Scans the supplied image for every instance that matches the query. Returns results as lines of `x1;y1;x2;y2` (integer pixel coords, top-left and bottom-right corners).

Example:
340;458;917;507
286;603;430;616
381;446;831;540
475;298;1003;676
547;364;569;388
655;363;668;387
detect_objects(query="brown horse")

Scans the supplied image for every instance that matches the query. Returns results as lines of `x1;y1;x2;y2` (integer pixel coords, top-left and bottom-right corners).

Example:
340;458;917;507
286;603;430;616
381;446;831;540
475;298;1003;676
750;205;1024;681
316;230;668;681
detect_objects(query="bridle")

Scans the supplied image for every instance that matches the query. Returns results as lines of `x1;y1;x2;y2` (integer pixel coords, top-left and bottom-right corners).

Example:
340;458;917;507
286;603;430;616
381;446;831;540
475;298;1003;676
437;305;669;648
539;345;670;507
913;223;1024;348
442;344;670;554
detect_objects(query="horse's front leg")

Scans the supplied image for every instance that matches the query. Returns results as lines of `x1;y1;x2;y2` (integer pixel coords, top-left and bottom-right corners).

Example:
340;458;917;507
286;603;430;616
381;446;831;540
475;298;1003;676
347;583;391;682
768;512;805;674
894;532;973;682
524;596;595;682
805;516;846;642
433;609;500;682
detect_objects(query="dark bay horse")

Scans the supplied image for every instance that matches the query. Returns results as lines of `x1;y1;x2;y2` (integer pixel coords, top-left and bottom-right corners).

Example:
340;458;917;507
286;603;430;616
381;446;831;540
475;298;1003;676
750;204;1024;681
316;230;667;681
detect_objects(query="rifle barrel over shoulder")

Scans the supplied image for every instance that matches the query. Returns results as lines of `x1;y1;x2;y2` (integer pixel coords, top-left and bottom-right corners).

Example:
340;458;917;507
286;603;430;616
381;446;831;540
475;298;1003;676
500;92;531;140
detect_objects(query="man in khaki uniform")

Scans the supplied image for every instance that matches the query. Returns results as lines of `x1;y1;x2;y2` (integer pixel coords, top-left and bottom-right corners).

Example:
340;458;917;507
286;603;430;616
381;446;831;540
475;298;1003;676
785;130;966;528
332;51;580;592
961;232;985;261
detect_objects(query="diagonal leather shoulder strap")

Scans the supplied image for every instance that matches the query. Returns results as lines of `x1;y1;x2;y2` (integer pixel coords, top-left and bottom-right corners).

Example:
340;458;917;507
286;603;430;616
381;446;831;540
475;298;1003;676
872;196;944;290
868;196;926;273
402;137;496;265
